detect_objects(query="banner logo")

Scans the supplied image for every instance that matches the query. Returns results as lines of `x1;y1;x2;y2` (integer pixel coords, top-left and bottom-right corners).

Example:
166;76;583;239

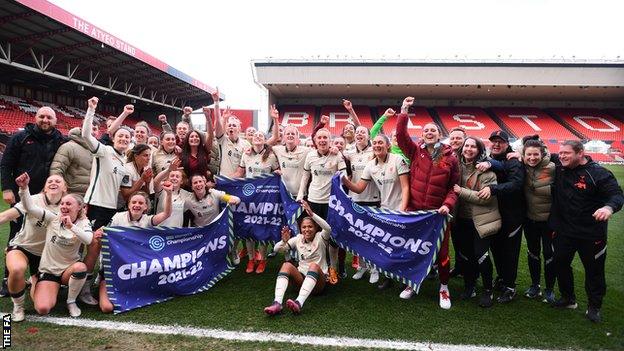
148;235;165;251
352;202;366;214
242;183;256;196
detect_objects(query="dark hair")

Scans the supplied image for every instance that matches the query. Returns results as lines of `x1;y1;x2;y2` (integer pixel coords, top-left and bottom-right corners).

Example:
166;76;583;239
461;136;487;163
341;123;356;138
127;143;151;163
523;139;547;157
522;134;540;145
181;130;210;176
562;140;584;153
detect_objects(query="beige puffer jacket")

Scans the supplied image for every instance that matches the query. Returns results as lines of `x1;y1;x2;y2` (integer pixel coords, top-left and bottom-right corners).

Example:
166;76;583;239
49;127;93;196
458;162;502;238
524;154;555;222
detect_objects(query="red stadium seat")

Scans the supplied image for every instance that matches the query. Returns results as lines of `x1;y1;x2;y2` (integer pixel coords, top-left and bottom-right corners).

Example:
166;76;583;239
277;105;316;137
319;105;374;137
549;108;624;142
435;107;502;139
376;106;435;136
490;107;577;141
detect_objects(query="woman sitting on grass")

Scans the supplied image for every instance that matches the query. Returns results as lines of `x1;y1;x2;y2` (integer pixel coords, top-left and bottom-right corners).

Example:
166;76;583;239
264;200;331;315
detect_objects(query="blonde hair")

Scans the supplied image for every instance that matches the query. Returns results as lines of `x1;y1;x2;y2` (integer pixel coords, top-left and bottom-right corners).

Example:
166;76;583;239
64;194;86;220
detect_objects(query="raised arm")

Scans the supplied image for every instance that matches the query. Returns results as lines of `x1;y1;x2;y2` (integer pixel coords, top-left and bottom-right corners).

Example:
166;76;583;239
152;182;173;225
266;104;280;146
153;158;181;193
62;217;93;245
273;226;298;253
342;99;361;127
158;114;173;133
311;115;328;148
0;208;20;226
212;89;225;139
396;97;418;157
107;104;134;136
202;106;215;153
16;173;53;222
370;108;394;139
82;97;102;152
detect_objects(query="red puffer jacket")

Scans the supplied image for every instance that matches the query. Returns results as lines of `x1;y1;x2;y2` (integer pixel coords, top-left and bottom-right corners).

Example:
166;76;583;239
396;113;460;211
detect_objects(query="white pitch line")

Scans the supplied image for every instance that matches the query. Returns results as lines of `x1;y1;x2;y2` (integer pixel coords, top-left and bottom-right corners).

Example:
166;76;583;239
9;313;555;351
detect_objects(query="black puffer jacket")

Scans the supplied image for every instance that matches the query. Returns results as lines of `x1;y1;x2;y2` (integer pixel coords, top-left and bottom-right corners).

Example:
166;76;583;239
490;150;526;229
0;123;66;195
549;158;623;240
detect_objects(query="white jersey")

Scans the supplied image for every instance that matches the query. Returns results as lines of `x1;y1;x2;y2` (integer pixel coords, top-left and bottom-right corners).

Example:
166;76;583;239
10;194;59;256
84;144;132;209
361;153;410;210
185;189;226;227
344;141;357;155
157;188;191;227
110;211;154;227
124;162;155;194
217;135;250;176
274;214;330;275
303;151;347;204
152;148;177;175
346;145;380;203
39;217;93;276
239;147;279;178
273;145;310;196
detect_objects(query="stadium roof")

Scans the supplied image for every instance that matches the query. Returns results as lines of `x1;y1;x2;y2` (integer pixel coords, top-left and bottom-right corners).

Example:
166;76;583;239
253;59;624;101
0;0;219;110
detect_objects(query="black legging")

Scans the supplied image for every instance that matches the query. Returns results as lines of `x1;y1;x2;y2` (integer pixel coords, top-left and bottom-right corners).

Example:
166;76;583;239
490;221;523;289
524;219;555;291
454;218;494;291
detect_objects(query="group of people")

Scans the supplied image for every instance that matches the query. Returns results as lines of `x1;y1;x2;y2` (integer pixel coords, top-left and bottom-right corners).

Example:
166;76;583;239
0;94;621;323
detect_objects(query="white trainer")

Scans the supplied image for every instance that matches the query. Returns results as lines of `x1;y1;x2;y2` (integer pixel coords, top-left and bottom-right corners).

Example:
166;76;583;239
352;267;367;280
12;304;25;322
78;289;98;306
439;287;452;310
399;286;415;299
369;269;380;284
67;302;81;317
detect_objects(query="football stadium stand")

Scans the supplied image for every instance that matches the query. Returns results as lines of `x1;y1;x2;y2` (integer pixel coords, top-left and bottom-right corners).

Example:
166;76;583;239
490;107;578;141
319;105;375;136
434;106;502;139
549;108;623;142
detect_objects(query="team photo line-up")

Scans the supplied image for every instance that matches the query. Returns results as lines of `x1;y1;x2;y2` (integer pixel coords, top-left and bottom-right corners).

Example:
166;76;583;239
0;93;622;323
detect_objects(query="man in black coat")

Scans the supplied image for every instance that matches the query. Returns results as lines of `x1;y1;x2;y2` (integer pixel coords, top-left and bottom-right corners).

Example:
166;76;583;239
0;106;66;295
478;130;526;303
550;140;623;322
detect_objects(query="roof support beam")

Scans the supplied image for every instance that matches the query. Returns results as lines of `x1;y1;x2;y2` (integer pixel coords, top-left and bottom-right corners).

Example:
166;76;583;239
108;76;118;90
0;43;10;62
67;62;79;79
9;28;72;44
124;82;133;94
89;70;100;85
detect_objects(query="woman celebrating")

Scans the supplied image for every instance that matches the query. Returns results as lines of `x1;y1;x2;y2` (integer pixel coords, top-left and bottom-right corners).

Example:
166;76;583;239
98;187;173;313
152;130;178;175
264;201;331;315
185;173;240;227
0;175;66;322
453;137;501;308
233;131;279;274
521;138;556;303
124;144;154;198
395;97;459;309
16;173;97;318
153;159;191;228
180;130;212;182
342;134;410;284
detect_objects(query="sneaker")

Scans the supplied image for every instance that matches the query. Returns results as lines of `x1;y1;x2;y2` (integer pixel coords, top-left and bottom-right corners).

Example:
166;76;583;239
460;286;476;300
352;267;367;280
497;287;516;303
524;285;542;299
267;251;277;258
585;307;601;323
327;267;339;285
263;301;282;316
552;297;577;309
285;299;301;314
245;259;256;273
255;260;267;274
0;279;8;298
238;248;248;259
439;288;451;310
231;253;240;266
67;302;81;317
78;289;99;306
369;270;380;284
378;279;392;290
339;270;348;280
12;304;25;322
399;286;415;299
479;289;494;308
351;256;360;269
254;250;262;262
542;290;555;304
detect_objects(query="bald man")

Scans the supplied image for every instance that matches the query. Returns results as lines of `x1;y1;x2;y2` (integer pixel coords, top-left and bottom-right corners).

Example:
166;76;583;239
0;106;66;296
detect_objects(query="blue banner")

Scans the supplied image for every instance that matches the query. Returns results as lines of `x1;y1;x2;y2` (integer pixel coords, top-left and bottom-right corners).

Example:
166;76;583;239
101;208;234;314
216;174;301;243
328;174;448;291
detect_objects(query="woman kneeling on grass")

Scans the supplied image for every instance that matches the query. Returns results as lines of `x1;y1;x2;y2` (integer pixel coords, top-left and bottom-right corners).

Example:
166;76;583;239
98;186;173;313
264;200;330;315
16;173;98;318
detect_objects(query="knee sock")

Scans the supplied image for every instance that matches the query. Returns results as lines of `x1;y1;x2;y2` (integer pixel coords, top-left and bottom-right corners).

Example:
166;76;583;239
68;271;87;304
80;272;94;294
10;289;25;307
274;272;289;304
296;271;319;307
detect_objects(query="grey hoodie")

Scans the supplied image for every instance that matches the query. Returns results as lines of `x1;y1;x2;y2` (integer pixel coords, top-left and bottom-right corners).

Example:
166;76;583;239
50;127;94;196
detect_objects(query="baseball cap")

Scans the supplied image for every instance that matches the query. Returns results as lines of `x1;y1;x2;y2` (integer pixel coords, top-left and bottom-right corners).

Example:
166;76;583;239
489;130;509;143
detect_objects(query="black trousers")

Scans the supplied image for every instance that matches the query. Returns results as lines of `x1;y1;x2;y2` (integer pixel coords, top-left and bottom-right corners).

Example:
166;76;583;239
554;234;607;308
454;218;494;290
449;220;464;274
491;222;523;289
87;205;118;230
524;220;556;291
